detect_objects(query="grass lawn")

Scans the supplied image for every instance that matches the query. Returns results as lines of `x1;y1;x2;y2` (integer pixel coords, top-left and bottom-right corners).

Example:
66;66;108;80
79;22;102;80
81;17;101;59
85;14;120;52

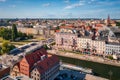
0;37;34;46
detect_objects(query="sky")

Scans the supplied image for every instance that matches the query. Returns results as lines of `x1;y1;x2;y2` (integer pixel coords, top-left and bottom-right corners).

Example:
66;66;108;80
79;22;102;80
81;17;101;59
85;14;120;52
0;0;120;19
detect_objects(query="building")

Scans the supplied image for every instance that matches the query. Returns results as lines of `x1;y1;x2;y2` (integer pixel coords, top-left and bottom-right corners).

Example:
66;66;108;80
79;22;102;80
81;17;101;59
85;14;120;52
31;55;59;80
55;28;78;50
106;42;120;55
55;28;105;55
17;27;39;35
77;37;105;55
105;15;116;27
0;67;10;79
85;74;108;80
19;48;47;77
10;62;20;78
10;47;60;80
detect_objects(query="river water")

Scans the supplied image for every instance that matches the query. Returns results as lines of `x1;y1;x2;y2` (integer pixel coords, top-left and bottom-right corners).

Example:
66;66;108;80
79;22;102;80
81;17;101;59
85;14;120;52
58;55;120;80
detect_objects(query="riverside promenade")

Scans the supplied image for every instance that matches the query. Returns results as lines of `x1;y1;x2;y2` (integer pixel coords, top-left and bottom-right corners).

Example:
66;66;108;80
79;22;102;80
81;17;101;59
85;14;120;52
47;50;120;67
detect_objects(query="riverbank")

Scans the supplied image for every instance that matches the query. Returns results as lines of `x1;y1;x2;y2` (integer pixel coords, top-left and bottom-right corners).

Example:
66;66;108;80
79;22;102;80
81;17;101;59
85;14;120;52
47;50;120;67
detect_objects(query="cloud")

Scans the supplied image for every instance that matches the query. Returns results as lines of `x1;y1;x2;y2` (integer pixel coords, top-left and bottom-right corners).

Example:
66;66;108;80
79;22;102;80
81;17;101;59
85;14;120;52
64;2;84;9
43;3;50;7
64;0;70;3
9;5;16;8
91;0;95;1
0;0;6;2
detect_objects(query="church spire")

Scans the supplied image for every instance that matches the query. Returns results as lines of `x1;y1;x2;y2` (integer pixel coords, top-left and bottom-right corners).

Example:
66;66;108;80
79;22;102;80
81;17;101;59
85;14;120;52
107;14;111;26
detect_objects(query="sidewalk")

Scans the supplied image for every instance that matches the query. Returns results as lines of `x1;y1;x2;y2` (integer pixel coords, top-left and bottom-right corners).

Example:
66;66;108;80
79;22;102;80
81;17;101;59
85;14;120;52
47;50;120;67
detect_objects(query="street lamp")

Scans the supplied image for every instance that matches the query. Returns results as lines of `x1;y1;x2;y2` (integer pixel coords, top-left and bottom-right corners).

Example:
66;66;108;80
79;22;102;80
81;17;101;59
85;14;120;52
108;70;113;80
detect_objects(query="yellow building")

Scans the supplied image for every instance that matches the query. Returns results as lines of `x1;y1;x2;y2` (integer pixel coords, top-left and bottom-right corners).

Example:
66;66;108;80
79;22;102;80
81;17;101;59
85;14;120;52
10;62;21;78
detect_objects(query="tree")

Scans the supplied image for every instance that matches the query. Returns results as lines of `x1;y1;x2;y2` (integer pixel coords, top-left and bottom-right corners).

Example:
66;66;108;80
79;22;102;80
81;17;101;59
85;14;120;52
1;41;15;54
1;41;10;53
43;44;49;50
56;26;60;30
0;46;2;55
116;22;120;28
28;34;33;39
12;24;18;41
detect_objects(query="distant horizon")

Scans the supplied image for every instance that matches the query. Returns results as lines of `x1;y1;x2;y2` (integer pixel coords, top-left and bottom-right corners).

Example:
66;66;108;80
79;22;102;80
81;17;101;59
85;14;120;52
0;0;120;19
0;17;120;20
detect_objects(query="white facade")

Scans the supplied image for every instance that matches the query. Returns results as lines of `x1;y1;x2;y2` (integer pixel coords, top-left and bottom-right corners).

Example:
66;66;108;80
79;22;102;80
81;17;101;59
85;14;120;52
77;37;105;54
106;43;120;55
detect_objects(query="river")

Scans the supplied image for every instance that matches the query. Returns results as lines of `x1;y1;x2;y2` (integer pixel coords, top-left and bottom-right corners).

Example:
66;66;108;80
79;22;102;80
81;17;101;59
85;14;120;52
57;55;120;80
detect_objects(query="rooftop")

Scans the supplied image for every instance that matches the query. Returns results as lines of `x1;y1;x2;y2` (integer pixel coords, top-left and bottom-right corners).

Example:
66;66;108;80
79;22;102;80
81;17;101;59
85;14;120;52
35;55;59;74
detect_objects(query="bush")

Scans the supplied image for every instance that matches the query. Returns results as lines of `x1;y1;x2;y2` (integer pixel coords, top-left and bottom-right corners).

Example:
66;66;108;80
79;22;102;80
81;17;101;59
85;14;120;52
108;56;113;60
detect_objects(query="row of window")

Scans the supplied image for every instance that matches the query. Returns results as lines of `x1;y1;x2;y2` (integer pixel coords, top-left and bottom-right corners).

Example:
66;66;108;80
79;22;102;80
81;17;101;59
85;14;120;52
31;64;59;80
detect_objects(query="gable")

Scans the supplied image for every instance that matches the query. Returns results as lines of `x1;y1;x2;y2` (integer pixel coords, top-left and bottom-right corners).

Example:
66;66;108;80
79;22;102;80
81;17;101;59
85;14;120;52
20;58;29;66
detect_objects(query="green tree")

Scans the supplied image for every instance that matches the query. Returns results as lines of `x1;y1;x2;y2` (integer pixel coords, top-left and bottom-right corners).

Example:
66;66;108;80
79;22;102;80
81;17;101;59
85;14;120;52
12;24;18;41
116;22;120;28
0;46;2;55
28;34;33;39
1;41;10;53
0;28;12;40
1;41;15;54
56;26;60;30
43;44;49;50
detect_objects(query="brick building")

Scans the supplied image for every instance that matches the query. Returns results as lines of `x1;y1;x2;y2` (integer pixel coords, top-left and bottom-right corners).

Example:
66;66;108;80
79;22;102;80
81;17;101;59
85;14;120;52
31;55;59;80
10;47;60;80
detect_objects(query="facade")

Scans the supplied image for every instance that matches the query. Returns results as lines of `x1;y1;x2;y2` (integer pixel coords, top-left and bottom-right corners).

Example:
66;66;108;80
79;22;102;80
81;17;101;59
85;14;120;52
17;27;39;35
17;27;55;36
10;47;60;80
55;28;105;54
19;48;47;77
106;43;120;55
31;55;60;80
10;63;20;78
55;32;78;50
77;37;105;54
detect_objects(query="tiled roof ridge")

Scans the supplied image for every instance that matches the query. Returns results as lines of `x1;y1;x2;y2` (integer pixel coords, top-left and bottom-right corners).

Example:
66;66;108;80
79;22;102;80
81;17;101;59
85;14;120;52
35;55;59;74
24;48;48;68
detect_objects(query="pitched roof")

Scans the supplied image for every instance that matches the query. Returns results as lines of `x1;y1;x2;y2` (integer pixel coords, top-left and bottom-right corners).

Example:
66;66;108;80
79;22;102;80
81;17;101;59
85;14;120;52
0;67;10;78
60;25;74;29
24;48;47;68
35;55;59;74
12;62;20;70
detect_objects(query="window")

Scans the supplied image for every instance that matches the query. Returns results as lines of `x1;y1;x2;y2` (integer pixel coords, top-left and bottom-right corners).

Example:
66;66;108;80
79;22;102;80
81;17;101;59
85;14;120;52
37;74;39;77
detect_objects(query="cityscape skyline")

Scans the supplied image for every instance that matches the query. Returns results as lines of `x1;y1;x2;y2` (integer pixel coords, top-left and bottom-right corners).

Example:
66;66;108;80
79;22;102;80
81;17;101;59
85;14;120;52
0;0;120;19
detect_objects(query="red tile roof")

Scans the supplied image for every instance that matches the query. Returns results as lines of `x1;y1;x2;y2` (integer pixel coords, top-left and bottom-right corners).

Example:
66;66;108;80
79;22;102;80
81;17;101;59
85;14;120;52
95;24;103;27
36;55;59;74
60;25;74;29
0;67;10;78
55;30;60;32
25;48;47;68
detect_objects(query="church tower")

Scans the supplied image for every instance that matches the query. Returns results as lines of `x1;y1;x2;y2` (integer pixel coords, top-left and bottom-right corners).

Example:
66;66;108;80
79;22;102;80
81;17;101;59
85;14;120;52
107;14;111;26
